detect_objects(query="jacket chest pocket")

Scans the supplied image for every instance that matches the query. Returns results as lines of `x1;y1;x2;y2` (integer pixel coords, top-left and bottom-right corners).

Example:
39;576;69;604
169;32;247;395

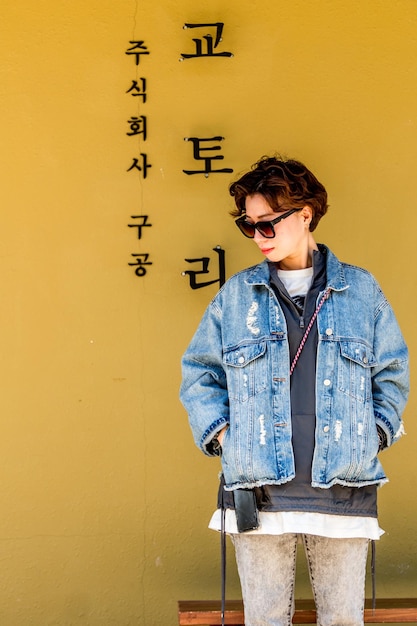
223;341;268;402
337;340;376;402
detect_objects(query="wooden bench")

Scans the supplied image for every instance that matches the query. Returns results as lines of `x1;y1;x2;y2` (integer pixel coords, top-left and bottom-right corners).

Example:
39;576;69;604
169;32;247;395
178;598;417;624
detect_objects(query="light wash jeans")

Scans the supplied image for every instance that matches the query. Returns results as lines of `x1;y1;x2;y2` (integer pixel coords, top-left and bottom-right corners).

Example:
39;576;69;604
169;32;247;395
232;533;369;626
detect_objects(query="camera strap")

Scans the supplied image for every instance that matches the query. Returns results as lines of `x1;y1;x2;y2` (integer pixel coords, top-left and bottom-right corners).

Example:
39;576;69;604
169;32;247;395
290;288;331;375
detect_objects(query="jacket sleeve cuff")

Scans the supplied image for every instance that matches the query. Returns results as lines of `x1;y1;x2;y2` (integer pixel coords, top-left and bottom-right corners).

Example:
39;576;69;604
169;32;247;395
376;425;388;452
201;418;229;456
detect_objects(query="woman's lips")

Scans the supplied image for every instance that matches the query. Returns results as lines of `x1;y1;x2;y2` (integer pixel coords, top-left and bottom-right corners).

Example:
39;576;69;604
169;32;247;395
260;247;274;255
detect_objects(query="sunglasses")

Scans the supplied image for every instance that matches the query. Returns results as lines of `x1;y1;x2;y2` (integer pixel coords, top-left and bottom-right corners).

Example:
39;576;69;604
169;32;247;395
235;208;302;239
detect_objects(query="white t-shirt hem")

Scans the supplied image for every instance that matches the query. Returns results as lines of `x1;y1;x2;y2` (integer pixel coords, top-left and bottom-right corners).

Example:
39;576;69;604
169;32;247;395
209;509;384;540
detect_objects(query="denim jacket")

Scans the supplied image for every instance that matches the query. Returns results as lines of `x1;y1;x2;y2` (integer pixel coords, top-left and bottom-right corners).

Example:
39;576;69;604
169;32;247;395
180;245;409;490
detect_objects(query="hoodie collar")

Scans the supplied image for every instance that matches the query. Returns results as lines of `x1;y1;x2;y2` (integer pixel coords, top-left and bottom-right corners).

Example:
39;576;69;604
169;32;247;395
244;244;349;293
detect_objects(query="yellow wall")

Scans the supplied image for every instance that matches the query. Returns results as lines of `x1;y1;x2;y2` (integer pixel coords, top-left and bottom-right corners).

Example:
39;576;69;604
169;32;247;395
0;1;416;624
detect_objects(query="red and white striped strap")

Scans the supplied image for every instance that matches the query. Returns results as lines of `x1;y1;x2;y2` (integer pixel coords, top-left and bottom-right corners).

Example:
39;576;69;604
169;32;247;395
289;288;331;376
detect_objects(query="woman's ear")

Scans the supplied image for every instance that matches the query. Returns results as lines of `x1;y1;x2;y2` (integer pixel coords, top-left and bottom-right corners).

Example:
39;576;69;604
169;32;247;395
301;205;313;228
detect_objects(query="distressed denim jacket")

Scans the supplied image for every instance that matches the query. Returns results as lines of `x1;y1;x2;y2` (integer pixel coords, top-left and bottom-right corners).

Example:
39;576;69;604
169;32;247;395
180;245;409;490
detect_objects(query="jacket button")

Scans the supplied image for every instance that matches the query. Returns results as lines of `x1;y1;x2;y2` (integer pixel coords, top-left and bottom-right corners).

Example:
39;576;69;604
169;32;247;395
325;328;333;336
363;356;368;364
323;425;330;433
323;379;331;386
238;356;245;364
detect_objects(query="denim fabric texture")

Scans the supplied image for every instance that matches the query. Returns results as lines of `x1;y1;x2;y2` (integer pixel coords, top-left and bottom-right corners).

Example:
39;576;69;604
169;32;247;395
180;245;409;490
232;533;368;626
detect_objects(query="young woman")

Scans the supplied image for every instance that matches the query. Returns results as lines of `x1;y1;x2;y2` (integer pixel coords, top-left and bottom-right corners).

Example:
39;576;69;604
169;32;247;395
180;156;409;626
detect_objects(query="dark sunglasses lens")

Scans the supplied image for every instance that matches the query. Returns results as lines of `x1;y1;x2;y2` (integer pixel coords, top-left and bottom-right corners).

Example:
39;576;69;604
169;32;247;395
256;222;275;238
237;220;256;238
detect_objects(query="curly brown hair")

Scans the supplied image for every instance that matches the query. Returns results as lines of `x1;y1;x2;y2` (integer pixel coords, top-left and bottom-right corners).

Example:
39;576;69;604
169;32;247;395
229;155;328;232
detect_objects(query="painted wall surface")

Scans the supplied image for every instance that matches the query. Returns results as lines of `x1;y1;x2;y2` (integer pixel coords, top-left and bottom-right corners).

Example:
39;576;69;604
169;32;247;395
0;1;416;624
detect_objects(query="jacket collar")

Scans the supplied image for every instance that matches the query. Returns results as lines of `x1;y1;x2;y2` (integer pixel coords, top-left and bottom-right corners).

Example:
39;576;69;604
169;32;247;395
244;244;349;293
